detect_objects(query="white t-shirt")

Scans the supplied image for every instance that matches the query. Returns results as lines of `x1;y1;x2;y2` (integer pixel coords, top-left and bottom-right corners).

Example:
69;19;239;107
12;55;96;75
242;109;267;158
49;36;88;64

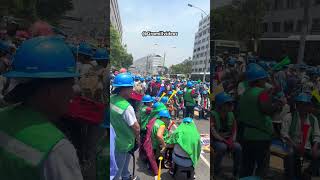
122;105;137;126
41;139;83;180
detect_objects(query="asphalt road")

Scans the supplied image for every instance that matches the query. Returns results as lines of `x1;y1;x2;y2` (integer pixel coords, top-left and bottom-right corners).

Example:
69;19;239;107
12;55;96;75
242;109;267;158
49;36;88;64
128;115;210;180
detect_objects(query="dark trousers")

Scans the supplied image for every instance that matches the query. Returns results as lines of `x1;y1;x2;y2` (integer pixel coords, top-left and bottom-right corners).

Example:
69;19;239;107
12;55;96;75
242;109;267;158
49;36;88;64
240;140;271;178
185;106;194;118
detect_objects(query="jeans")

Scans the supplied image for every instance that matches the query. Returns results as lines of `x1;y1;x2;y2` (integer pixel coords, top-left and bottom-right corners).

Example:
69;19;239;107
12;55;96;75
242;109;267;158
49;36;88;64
212;141;242;176
284;146;320;179
185;106;194;118
172;153;193;167
113;152;131;180
239;141;270;178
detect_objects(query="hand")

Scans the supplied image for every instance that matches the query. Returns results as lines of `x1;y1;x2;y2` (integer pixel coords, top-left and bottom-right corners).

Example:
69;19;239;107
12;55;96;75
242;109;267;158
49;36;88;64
160;146;166;153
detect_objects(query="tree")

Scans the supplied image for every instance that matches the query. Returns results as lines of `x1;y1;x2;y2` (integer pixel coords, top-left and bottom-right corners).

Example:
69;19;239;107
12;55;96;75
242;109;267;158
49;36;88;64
213;0;268;52
169;57;192;76
110;25;133;69
0;0;73;25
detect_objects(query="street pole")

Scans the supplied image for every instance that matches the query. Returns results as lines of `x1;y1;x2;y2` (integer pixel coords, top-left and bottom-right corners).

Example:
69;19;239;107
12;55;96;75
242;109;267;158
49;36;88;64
203;52;208;82
297;0;311;64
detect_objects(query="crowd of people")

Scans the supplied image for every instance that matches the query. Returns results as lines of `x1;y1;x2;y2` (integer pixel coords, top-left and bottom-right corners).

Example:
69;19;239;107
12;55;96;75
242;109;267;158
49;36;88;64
211;52;320;180
0;18;110;180
109;71;211;179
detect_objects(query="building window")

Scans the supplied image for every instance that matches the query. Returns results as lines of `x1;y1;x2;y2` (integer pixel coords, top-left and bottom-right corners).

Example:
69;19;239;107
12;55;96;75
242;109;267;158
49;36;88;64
296;20;303;32
312;18;320;33
286;0;295;8
284;20;294;32
262;22;268;33
272;22;281;32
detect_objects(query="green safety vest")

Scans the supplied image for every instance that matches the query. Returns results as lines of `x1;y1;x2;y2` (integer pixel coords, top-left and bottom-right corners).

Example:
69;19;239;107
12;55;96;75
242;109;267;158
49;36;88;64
139;105;151;132
238;87;273;141
184;88;195;106
96;134;109;180
212;110;234;133
110;95;135;152
289;112;316;144
151;119;168;149
0;105;65;180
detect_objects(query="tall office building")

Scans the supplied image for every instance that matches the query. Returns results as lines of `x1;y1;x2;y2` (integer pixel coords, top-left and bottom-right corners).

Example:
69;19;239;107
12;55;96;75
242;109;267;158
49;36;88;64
110;0;123;41
133;54;164;75
191;15;210;75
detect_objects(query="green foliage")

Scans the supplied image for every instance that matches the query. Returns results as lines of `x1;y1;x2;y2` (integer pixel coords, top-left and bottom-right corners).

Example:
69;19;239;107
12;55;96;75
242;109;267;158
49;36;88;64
110;25;133;69
213;0;267;41
0;0;73;24
170;57;192;75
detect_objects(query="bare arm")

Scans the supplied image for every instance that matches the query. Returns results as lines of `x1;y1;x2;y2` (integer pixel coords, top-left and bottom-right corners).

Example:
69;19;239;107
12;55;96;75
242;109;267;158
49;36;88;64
131;121;141;144
157;125;166;148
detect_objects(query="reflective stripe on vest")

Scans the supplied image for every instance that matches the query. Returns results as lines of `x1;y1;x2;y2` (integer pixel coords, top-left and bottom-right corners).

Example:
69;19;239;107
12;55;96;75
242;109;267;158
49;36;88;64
0;131;43;166
110;103;124;114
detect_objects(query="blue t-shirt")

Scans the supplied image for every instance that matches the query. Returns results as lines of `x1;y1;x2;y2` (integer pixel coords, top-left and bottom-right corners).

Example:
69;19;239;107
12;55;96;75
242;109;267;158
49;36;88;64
110;125;118;178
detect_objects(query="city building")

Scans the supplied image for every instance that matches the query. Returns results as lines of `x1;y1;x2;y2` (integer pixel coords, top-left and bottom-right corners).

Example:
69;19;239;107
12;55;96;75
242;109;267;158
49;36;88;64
191;15;210;76
110;0;123;41
262;0;320;38
133;54;164;75
59;0;108;45
212;0;233;9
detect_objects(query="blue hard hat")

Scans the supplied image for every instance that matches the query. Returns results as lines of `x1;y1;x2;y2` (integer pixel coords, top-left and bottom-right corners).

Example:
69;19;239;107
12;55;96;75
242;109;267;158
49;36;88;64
4;36;79;78
246;63;269;82
187;81;193;88
78;42;93;56
202;90;208;95
156;76;161;82
0;40;13;54
295;93;312;103
153;102;160;108
215;92;234;106
228;58;236;65
247;57;257;63
178;90;183;95
161;96;169;104
142;95;152;103
112;73;134;87
183;117;193;123
140;77;145;81
158;109;171;118
135;76;140;80
168;91;173;95
92;48;108;61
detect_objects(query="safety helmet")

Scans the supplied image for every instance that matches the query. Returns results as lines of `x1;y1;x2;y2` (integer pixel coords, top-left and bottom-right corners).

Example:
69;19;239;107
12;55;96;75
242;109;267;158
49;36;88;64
0;40;14;54
178;91;183;95
202;90;208;95
187;81;193;88
228;58;236;66
4;36;79;78
168;91;173;95
158;109;171;119
156;76;161;82
92;48;108;61
134;76;140;80
120;68;127;73
295;93;312;103
112;73;134;87
142;95;152;103
140;77;145;81
183;117;193;123
215;92;234;106
161;96;169;104
246;63;269;82
78;42;93;56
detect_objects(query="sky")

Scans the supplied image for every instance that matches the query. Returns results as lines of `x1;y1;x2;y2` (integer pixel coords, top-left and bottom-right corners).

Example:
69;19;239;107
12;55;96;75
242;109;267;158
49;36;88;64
118;0;210;67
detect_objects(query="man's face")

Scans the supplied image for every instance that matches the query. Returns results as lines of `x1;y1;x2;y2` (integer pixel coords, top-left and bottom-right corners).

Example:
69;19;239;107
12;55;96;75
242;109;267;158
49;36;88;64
120;87;133;99
47;78;75;116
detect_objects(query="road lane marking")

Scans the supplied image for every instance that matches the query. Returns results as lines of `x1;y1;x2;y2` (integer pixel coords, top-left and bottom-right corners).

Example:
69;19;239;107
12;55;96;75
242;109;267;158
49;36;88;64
172;123;210;168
